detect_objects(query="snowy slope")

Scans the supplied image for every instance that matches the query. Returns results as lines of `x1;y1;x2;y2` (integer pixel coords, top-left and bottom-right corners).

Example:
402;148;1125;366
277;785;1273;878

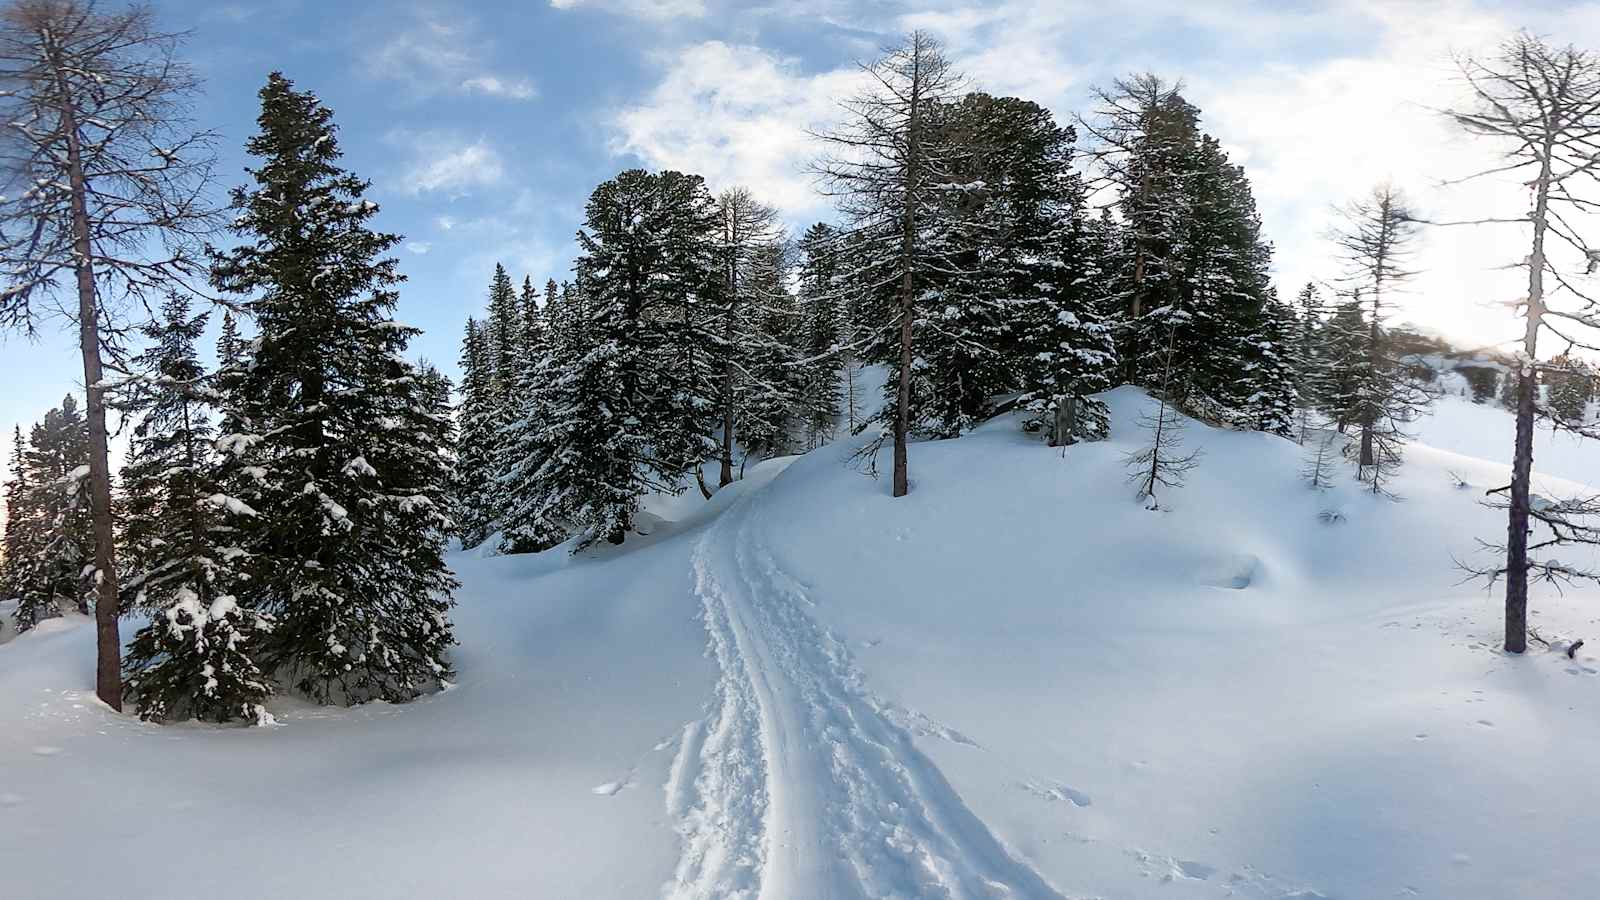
5;389;1600;899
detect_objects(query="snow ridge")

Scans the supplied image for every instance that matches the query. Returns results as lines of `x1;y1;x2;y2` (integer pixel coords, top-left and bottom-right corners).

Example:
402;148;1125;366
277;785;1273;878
667;480;1064;899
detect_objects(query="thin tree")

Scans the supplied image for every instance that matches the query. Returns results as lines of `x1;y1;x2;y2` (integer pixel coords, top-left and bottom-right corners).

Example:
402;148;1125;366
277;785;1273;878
812;30;963;498
0;0;216;710
1125;325;1201;509
1444;33;1600;653
1329;185;1430;494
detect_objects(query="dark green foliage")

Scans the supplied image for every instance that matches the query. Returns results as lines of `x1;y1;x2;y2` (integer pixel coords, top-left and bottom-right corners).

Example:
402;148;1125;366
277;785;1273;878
1458;366;1499;404
118;295;274;724
2;395;91;631
211;72;456;705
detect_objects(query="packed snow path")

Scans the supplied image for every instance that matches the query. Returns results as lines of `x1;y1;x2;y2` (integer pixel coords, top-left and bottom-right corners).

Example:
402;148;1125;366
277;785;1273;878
667;478;1064;900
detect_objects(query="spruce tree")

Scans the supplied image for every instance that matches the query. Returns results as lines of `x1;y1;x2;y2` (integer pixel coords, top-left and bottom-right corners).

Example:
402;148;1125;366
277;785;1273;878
517;169;719;548
211;72;456;704
1546;355;1592;423
7;396;92;631
118;295;274;725
1;425;34;615
453;317;498;547
795;223;843;449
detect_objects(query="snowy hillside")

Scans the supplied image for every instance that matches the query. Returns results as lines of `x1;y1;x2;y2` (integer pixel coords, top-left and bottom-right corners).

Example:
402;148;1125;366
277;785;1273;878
5;388;1600;899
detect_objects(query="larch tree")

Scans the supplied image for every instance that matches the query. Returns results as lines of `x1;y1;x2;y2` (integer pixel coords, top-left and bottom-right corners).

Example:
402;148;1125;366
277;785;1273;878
1330;184;1429;494
813;30;964;497
1445;32;1600;653
0;0;218;710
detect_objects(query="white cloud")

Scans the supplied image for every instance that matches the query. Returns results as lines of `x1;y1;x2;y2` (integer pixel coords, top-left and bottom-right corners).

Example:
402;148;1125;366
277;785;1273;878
549;0;707;20
611;0;1600;350
406;241;433;254
460;75;538;100
610;41;865;215
390;132;507;196
365;10;536;102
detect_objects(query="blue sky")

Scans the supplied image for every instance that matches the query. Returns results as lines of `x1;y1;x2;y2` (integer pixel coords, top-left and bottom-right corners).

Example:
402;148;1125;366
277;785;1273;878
2;0;1595;471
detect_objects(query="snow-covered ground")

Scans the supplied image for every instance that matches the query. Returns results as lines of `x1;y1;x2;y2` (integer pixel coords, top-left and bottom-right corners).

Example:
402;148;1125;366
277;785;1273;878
5;388;1600;899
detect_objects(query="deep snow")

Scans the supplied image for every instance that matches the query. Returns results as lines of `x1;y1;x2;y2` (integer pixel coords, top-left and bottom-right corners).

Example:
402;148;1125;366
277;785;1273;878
4;388;1600;899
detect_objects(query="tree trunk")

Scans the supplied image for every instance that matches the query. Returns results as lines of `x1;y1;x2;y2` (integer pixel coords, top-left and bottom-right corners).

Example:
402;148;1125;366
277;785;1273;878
719;218;739;488
57;72;122;710
1505;147;1554;655
892;43;922;500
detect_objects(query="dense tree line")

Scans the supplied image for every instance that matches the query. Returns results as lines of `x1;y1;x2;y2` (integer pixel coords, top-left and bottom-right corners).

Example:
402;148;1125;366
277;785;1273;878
451;33;1311;547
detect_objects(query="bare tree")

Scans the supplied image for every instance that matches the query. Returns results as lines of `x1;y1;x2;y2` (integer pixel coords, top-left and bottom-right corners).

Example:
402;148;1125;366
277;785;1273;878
1328;185;1430;495
0;0;216;709
1125;325;1201;509
1444;32;1600;653
812;31;963;498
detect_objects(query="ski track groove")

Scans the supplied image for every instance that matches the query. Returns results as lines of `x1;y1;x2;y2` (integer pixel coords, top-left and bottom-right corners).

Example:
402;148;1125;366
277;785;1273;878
664;480;1065;900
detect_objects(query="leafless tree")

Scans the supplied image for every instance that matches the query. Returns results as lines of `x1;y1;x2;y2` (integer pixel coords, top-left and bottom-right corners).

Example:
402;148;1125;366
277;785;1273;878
0;0;217;708
1125;325;1200;509
812;30;964;498
1329;185;1432;495
1443;32;1600;653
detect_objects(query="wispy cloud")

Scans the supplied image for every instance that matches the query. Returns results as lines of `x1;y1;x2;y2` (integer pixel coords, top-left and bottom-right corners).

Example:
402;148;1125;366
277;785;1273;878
549;0;707;20
610;41;864;216
364;8;537;102
389;132;507;196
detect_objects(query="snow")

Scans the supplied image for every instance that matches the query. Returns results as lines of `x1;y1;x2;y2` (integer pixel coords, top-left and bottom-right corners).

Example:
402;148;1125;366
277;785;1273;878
5;388;1600;898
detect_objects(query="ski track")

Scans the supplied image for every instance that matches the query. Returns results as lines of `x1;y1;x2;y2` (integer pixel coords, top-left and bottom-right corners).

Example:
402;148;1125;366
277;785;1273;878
665;481;1065;900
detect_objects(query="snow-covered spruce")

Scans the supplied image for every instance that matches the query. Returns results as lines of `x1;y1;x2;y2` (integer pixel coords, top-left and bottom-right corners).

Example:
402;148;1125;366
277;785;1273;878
210;72;456;705
115;295;275;724
1;395;93;632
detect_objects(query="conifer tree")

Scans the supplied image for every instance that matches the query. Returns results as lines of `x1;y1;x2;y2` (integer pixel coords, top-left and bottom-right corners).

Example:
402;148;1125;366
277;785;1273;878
453;317;497;547
512;169;720;549
6;396;91;631
736;240;803;463
1330;185;1430;494
795;223;844;449
813;31;965;497
0;425;34;615
714;188;785;486
211;72;455;704
118;294;274;725
1290;283;1328;442
1546;355;1593;423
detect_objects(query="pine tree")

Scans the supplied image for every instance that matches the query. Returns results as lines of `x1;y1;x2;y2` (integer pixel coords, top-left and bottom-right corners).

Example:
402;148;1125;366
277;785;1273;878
117;295;274;725
453;317;498;547
795;223;844;449
1080;75;1199;383
712;188;784;485
1;425;34;613
211;72;456;704
1290;283;1328;442
1546;354;1593;423
7;396;92;631
513;169;720;549
737;241;803;463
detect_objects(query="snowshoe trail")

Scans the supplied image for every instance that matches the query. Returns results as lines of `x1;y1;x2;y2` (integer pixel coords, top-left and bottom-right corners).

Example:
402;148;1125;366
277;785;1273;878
666;482;1064;899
